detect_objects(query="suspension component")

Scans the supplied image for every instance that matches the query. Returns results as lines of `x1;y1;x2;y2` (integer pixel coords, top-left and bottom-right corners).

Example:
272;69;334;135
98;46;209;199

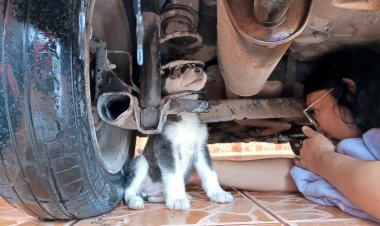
160;0;203;50
138;0;162;130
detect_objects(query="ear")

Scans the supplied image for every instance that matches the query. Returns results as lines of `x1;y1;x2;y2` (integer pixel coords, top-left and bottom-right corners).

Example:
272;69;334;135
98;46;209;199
342;78;356;94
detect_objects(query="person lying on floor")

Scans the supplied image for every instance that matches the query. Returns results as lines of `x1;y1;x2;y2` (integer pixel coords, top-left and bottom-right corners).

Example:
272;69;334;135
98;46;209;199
291;44;380;222
191;44;380;222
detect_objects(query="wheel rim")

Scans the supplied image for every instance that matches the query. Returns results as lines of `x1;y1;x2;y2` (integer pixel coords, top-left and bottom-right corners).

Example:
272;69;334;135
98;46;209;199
86;0;135;174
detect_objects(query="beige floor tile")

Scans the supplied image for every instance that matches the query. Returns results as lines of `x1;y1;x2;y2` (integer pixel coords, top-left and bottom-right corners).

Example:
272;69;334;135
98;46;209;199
0;199;75;226
244;191;377;225
287;218;379;226
75;190;280;226
0;208;74;226
1;190;378;225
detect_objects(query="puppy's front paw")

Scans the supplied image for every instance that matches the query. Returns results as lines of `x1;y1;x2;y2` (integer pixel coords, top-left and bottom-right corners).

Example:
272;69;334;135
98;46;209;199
166;197;190;210
208;191;234;203
124;195;145;209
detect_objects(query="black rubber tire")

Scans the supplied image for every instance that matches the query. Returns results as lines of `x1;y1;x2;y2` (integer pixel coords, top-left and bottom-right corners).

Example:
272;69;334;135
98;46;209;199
0;0;135;220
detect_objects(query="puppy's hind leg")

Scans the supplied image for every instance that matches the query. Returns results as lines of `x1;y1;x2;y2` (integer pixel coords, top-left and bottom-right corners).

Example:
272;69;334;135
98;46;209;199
195;146;234;203
124;155;149;209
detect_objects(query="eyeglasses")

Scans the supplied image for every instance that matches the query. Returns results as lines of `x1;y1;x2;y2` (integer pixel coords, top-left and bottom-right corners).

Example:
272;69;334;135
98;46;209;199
303;88;334;129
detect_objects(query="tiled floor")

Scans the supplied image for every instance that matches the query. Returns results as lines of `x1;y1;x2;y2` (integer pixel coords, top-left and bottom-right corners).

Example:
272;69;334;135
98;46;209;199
0;186;377;226
1;142;377;225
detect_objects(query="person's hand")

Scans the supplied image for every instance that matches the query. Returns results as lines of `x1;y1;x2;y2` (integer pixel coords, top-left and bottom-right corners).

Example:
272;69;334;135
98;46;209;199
294;126;335;173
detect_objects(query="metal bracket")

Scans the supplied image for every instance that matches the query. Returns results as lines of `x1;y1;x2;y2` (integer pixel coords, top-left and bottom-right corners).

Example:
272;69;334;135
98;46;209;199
90;40;132;101
97;91;210;134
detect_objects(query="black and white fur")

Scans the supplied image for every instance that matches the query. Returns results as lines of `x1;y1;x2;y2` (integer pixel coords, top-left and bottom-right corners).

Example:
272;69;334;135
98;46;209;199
123;65;234;210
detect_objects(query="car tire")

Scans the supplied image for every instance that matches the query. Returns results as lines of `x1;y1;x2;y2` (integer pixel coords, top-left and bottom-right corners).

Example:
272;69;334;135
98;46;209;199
0;0;135;220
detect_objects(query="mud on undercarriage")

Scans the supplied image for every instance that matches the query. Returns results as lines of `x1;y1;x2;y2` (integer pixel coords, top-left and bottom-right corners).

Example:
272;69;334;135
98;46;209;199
95;0;380;144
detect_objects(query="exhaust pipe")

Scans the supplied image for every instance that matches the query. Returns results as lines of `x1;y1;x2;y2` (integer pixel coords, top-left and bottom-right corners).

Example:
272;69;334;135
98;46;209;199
217;0;312;97
253;0;294;27
97;92;137;130
97;92;172;134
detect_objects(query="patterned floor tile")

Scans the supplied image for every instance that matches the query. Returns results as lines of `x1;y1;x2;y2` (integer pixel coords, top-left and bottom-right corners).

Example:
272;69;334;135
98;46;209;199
244;191;377;225
1;190;378;225
75;190;280;226
0;200;74;226
287;219;379;226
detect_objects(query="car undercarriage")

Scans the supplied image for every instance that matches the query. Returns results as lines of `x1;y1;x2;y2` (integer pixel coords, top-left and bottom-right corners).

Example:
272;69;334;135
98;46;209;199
1;0;380;220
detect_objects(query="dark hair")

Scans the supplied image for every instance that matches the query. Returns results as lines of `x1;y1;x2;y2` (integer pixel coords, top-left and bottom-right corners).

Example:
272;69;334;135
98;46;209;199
303;43;380;132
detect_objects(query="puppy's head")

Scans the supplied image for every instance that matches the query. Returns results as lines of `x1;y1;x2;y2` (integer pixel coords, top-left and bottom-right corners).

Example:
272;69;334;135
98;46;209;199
163;64;207;94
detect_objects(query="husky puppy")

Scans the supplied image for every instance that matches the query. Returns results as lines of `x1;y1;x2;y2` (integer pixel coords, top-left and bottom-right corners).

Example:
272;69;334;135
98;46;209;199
123;64;234;210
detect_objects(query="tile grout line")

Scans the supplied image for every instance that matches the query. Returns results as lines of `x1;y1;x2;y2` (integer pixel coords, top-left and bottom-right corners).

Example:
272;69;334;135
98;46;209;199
70;219;80;226
240;190;289;226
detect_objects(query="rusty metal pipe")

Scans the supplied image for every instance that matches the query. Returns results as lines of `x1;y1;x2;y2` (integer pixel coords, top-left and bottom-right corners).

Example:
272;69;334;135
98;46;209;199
253;0;294;26
217;0;312;97
97;92;137;130
199;98;304;123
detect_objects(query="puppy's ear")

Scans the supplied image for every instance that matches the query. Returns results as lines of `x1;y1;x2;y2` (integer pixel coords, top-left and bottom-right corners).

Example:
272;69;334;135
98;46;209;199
342;78;356;94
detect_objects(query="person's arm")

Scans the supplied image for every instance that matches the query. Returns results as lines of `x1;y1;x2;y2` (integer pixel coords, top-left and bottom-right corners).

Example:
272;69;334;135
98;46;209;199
187;158;297;192
318;152;380;219
213;158;297;192
295;126;380;220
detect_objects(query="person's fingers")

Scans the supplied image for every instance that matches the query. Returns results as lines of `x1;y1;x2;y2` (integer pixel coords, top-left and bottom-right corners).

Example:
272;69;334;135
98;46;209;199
302;126;318;138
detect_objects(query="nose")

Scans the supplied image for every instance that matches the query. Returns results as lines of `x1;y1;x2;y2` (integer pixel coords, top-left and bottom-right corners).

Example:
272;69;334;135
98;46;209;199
194;67;202;73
